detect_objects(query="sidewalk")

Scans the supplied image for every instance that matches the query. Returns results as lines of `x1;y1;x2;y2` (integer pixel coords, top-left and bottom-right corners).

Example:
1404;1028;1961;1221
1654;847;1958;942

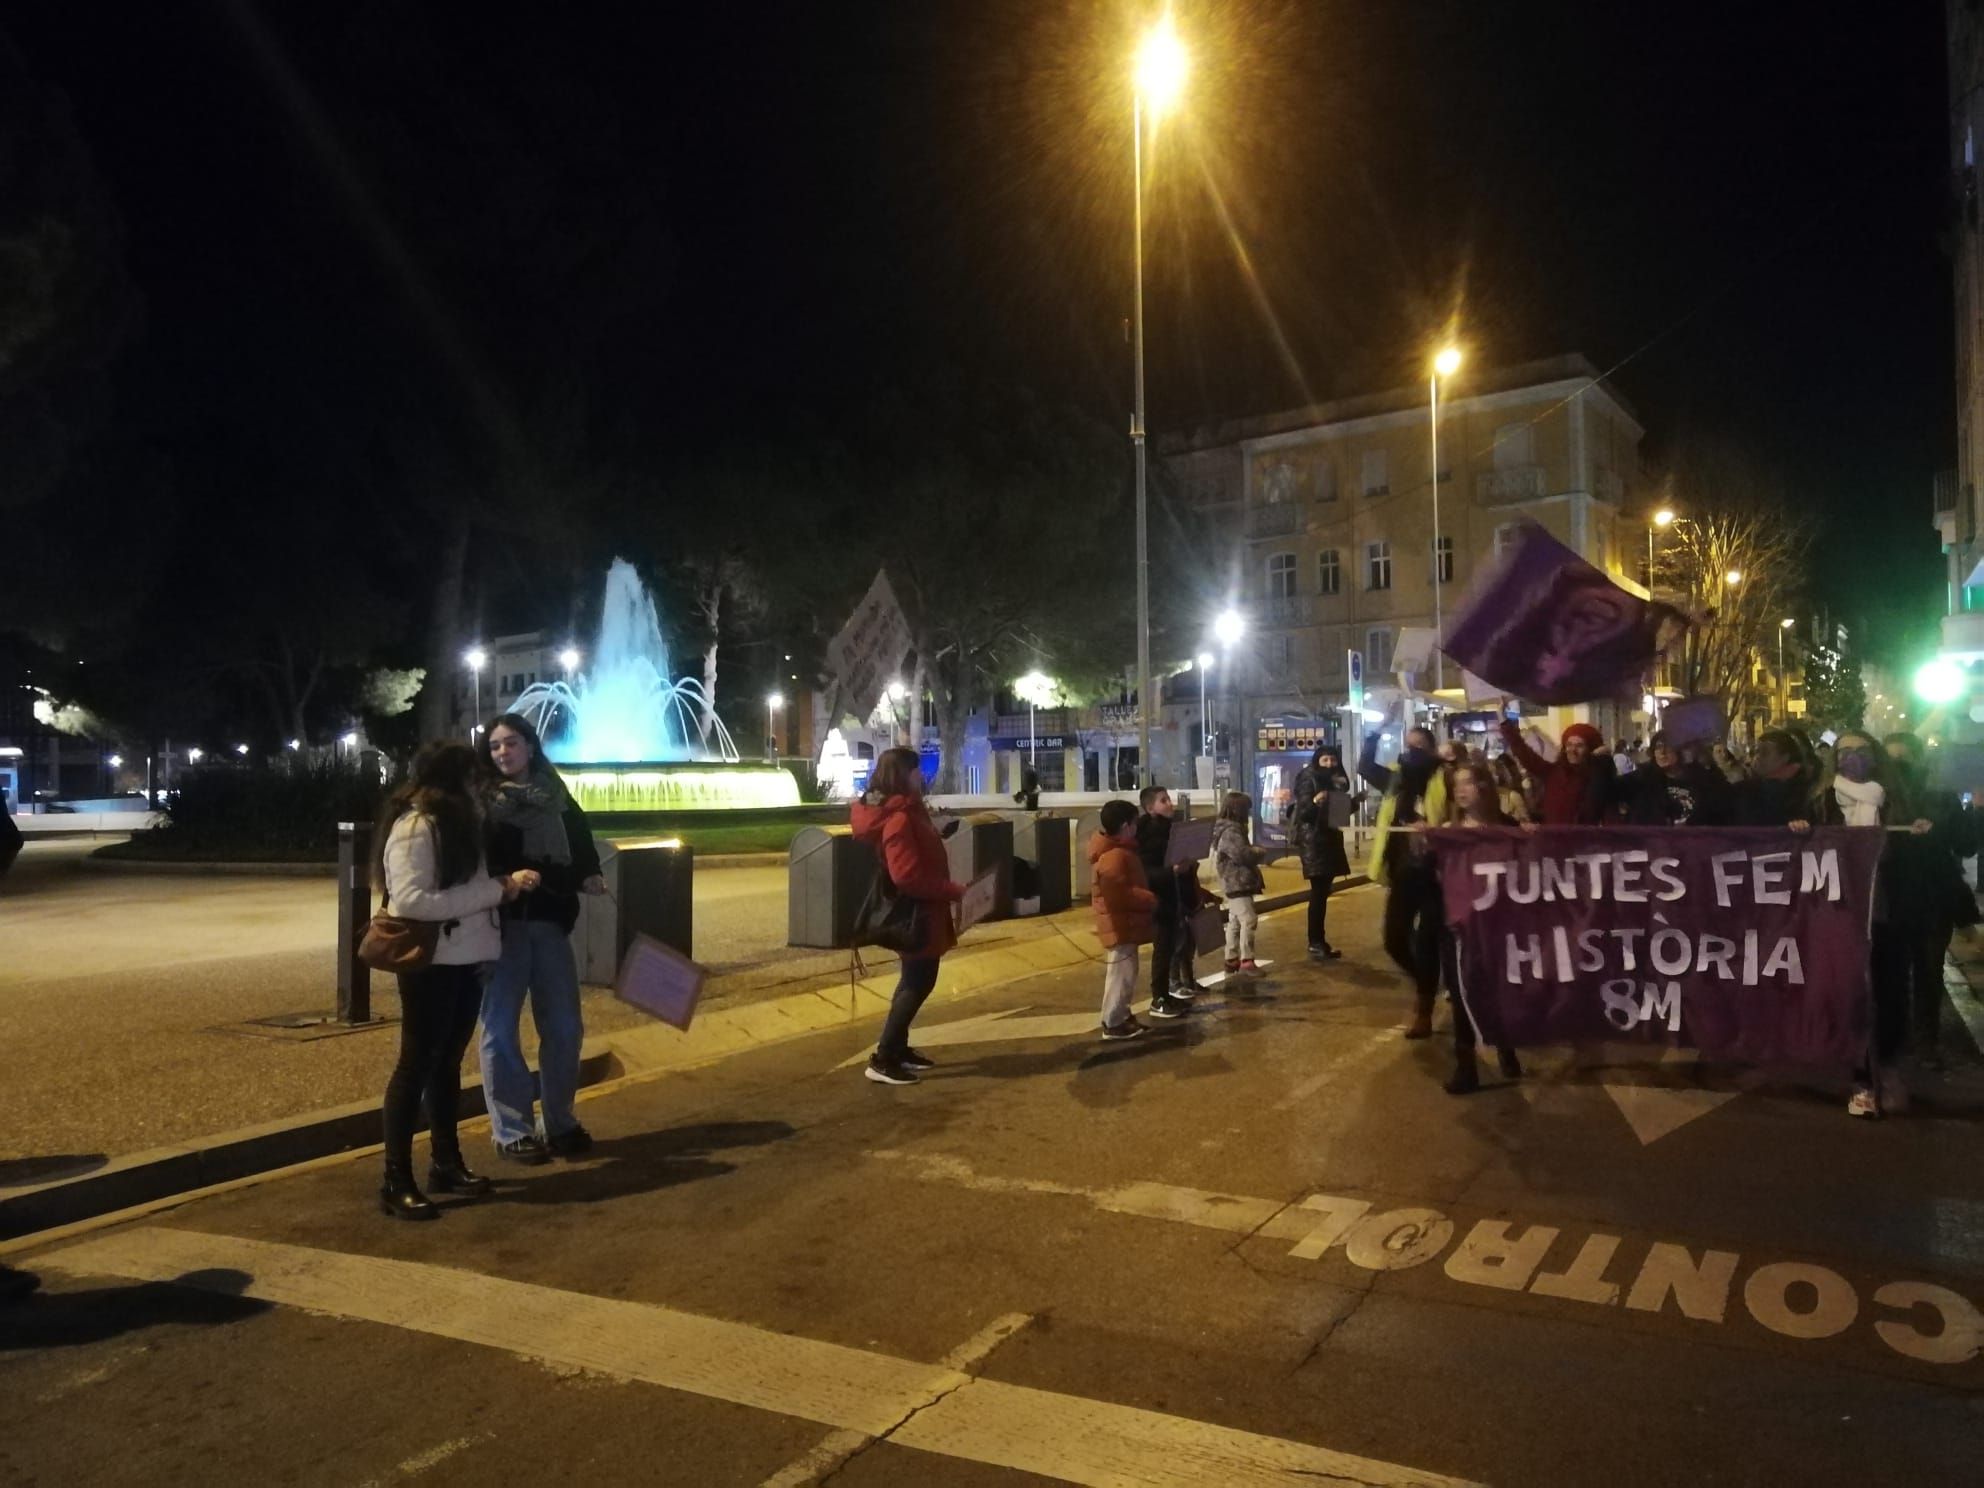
0;835;1348;1196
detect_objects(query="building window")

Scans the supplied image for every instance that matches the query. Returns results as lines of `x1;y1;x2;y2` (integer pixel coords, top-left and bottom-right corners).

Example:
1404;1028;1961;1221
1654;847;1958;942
1270;634;1293;670
1267;552;1297;599
1362;449;1389;497
1318;549;1341;595
1366;627;1395;678
1366;540;1392;591
1493;521;1524;556
1434;534;1454;585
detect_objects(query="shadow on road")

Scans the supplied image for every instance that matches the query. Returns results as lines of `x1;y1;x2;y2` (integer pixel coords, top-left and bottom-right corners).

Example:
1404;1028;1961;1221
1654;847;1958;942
1;1268;267;1350
481;1119;797;1208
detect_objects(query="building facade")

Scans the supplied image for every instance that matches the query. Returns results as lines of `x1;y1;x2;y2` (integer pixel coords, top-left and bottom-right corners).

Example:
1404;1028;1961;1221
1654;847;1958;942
1164;354;1647;788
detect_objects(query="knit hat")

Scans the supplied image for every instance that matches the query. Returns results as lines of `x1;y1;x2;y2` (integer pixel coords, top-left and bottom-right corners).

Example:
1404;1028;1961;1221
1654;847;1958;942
1561;723;1604;751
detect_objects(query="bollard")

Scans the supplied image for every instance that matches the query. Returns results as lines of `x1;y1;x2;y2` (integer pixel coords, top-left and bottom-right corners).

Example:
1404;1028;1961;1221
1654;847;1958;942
336;821;374;1024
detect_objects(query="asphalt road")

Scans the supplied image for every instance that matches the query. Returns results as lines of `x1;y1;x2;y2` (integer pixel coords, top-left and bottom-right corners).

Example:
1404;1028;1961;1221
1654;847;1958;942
6;889;1983;1486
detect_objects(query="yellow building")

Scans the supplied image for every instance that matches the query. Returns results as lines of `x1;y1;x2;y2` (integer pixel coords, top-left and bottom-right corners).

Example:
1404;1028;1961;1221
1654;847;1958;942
1164;354;1647;767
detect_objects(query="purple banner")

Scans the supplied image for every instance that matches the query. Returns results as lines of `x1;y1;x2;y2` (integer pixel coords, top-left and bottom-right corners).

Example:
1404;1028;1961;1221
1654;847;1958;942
1441;521;1686;705
1433;825;1884;1064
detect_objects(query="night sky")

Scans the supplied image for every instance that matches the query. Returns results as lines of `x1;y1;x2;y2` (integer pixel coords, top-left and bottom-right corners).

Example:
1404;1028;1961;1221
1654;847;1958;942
7;1;1956;663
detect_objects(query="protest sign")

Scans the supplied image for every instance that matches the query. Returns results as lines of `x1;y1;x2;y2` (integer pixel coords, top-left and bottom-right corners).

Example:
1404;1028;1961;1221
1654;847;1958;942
1659;695;1727;749
1165;817;1213;865
1433;825;1883;1064
1391;626;1437;682
1442;521;1686;705
826;570;913;723
614;933;709;1031
956;871;999;935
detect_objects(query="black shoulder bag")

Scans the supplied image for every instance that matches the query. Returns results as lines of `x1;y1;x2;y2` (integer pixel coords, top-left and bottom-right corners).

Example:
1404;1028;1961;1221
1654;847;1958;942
853;865;927;954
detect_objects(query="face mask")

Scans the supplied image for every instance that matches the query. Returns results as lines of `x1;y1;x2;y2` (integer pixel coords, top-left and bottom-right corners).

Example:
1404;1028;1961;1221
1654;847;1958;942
1401;746;1434;771
1837;750;1874;783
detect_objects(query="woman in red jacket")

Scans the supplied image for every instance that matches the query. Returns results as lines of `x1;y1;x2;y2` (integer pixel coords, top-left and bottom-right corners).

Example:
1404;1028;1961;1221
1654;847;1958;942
850;746;966;1085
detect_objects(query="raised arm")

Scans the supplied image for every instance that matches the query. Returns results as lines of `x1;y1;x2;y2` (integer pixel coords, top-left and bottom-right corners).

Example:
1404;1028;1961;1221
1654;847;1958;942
1357;731;1394;794
1498;719;1550;779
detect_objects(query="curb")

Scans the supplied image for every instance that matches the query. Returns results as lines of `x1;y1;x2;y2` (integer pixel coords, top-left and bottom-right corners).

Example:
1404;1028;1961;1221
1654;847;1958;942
0;874;1371;1239
692;852;790;868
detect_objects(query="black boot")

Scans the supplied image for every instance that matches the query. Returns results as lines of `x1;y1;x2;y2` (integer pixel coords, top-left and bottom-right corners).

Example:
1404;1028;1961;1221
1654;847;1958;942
380;1164;439;1221
1444;1049;1481;1095
428;1153;492;1197
1497;1047;1524;1080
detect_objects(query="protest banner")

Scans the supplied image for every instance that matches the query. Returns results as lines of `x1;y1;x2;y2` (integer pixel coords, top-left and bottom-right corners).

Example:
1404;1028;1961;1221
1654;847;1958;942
826;570;913;723
956;870;999;935
1442;521;1687;705
1165;817;1213;865
1433;824;1883;1064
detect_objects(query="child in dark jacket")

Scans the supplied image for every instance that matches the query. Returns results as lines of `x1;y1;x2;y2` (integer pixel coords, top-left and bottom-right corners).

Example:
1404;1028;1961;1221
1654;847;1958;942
1211;791;1265;973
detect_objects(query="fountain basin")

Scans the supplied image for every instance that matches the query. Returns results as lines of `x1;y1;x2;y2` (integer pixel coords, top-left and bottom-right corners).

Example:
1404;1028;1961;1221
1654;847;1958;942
561;761;801;815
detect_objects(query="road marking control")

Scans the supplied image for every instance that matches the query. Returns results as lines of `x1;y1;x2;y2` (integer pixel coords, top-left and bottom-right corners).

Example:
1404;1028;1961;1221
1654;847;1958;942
38;1228;1476;1488
868;1150;1984;1368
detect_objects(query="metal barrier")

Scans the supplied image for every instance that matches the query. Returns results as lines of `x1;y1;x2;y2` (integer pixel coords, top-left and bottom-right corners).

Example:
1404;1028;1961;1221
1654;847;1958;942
573;840;694;982
943;814;1014;922
786;825;877;950
1011;814;1072;913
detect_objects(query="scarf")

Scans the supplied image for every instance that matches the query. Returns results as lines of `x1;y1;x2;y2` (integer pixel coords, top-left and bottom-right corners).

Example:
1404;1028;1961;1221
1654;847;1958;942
485;768;573;865
1833;776;1884;828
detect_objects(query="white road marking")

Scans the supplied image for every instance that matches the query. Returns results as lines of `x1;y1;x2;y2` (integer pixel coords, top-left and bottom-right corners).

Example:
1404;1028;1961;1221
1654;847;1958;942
761;1312;1031;1488
868;1153;1984;1368
37;1228;1477;1488
1944;951;1984;1055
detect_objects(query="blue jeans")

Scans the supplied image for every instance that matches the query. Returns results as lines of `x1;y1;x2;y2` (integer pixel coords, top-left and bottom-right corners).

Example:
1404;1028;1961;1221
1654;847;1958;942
479;918;585;1145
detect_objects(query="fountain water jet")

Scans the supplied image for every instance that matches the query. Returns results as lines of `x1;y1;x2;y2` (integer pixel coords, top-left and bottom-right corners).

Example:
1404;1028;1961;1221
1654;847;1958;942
507;559;799;813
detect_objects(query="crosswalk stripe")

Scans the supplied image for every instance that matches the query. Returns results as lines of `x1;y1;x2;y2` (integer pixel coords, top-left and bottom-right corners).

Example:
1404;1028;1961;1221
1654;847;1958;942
37;1227;1475;1487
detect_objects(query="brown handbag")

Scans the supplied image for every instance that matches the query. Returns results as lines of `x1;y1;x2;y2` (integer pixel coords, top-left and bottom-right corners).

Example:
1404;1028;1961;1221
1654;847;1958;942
357;888;441;972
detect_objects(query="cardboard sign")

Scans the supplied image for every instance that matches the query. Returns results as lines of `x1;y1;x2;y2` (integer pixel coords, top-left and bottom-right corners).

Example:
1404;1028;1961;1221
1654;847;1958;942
825;570;913;724
1166;818;1214;865
614;933;708;1031
957;871;1000;935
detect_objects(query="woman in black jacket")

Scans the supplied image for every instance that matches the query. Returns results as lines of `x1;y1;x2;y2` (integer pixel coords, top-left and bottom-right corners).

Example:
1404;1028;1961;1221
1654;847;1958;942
1291;746;1352;959
477;712;606;1163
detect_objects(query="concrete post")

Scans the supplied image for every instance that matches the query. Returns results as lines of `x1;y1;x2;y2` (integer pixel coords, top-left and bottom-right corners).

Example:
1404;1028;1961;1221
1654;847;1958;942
336;821;374;1025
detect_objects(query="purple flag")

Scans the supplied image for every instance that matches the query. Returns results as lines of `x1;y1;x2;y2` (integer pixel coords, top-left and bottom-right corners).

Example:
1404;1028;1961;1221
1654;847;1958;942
1441;521;1686;705
1433;825;1884;1065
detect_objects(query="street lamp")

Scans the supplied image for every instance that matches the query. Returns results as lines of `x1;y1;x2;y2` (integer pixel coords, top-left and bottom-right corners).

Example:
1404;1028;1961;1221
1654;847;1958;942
188;747;204;764
559;646;581;677
1777;618;1794;721
886;679;908;745
1015;670;1052;765
1429;347;1461;689
1196;651;1215;757
464;646;488;739
234;743;249;757
1648;507;1676;590
765;692;784;760
1130;14;1187;787
1724;569;1743;587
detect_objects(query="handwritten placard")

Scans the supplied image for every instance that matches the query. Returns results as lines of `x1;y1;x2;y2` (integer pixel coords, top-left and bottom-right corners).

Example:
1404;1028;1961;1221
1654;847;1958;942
957;871;1000;935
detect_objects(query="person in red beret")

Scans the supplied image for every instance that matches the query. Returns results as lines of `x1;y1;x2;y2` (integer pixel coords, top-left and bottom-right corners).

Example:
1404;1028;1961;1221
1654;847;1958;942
1496;718;1615;826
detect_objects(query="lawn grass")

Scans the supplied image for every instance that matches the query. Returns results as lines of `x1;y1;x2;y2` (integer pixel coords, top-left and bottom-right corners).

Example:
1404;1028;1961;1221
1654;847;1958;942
596;821;813;856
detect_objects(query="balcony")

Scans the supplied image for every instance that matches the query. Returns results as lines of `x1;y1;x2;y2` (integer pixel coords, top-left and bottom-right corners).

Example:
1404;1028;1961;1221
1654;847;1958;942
1262;593;1314;626
1247;502;1303;539
1478;465;1546;502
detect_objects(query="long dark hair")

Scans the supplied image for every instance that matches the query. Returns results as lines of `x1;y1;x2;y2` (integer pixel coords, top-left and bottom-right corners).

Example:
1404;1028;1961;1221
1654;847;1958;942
480;711;564;788
378;741;484;889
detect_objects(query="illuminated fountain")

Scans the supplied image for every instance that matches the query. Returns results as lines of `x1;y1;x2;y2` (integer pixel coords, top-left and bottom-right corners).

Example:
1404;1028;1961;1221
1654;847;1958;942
510;559;799;813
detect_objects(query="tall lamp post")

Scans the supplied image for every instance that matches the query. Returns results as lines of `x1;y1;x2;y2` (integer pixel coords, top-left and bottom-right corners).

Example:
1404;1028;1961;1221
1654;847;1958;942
1648;507;1675;591
464;646;487;741
1195;651;1214;757
1212;607;1244;777
1131;16;1186;787
1015;670;1051;767
1777;618;1794;723
1429;346;1461;691
766;692;783;761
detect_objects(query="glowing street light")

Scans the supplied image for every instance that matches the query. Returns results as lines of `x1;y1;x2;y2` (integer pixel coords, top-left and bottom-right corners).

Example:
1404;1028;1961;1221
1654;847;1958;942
1429;347;1461;687
1915;659;1965;705
107;754;122;769
1130;12;1189;787
1213;608;1244;648
188;747;204;764
559;646;581;676
1195;652;1216;758
1724;569;1743;587
340;731;358;749
1015;670;1053;765
765;691;784;761
1647;508;1677;591
234;743;249;757
287;738;301;751
464;646;488;739
1653;508;1676;527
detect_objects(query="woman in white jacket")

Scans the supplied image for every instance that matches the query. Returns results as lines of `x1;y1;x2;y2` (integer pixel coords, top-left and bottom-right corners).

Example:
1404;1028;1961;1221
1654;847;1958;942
377;742;538;1220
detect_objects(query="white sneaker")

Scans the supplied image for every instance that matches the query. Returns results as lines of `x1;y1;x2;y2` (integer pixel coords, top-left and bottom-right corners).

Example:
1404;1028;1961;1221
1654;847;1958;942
1846;1086;1879;1119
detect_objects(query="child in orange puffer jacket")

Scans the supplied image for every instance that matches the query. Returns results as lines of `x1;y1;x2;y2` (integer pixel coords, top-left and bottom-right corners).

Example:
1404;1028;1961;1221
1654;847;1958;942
1089;798;1158;1040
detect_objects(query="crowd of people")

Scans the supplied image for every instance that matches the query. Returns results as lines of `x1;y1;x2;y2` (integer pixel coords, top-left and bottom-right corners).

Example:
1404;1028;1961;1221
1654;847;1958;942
1347;702;1978;1112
